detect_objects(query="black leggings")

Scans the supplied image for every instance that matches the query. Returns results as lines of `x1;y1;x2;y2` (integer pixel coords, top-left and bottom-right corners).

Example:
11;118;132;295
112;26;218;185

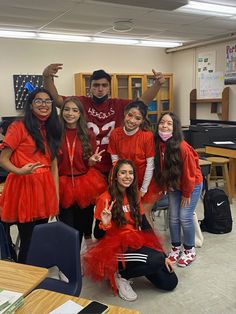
17;218;48;263
119;246;178;291
59;203;94;245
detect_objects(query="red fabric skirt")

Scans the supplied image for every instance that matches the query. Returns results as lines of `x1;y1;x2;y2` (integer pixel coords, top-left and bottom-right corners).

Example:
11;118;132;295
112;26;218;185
141;177;162;204
0;170;58;223
59;167;107;209
82;229;165;293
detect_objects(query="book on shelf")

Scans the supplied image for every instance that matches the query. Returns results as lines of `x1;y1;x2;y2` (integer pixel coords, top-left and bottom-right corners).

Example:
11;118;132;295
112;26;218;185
0;289;23;313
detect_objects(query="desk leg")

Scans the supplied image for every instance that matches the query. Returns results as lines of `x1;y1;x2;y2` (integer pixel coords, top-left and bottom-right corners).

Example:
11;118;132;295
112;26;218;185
229;158;236;198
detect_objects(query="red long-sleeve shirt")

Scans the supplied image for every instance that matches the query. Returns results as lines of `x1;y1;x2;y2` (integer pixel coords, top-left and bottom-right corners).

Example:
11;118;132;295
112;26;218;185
158;140;202;198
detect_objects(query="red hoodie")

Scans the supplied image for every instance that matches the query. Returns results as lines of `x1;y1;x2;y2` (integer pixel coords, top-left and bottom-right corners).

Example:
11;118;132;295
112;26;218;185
158;140;203;198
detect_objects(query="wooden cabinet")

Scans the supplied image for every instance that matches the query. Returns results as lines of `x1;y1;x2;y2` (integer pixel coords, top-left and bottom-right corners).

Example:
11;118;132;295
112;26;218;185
190;87;229;121
74;72;173;123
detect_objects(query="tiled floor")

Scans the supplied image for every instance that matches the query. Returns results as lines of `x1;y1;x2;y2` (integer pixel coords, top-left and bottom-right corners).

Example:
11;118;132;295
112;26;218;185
80;191;236;314
9;187;236;314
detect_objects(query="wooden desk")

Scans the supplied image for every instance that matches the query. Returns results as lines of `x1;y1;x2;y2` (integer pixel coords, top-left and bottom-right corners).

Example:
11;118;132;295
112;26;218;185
205;143;236;197
16;289;140;314
0;260;48;297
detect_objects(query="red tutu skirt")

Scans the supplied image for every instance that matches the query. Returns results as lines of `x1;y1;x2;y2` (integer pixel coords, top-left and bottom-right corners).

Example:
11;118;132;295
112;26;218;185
59;167;107;209
82;229;165;294
0;170;58;223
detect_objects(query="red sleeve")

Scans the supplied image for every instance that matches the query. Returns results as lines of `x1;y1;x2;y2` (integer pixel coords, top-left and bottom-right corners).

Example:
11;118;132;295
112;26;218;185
180;141;200;198
2;121;24;151
144;131;155;158
107;128;118;155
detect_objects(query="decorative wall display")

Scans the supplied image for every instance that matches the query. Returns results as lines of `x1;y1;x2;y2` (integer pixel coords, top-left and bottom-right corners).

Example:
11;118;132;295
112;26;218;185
197;51;216;78
13;74;43;110
225;43;236;85
199;72;224;99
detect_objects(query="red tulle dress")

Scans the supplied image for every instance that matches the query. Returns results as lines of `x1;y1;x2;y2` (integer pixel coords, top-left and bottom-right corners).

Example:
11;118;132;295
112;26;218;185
0;121;59;223
58;128;107;209
108;127;157;204
83;191;165;293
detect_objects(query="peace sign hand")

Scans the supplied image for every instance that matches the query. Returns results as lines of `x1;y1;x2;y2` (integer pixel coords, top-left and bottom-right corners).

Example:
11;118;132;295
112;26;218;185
101;199;114;226
89;147;105;166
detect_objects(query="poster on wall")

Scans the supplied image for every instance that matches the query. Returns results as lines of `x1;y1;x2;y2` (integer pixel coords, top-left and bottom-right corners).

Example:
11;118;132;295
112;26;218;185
197;51;216;77
199;72;224;99
225;42;236;85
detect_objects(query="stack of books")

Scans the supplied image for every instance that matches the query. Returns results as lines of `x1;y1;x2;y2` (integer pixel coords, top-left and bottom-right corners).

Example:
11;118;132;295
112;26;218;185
0;289;23;313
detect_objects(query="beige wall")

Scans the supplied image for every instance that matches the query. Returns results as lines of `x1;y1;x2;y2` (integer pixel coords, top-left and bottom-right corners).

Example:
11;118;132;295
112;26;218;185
172;41;236;125
1;37;236;126
0;38;172;117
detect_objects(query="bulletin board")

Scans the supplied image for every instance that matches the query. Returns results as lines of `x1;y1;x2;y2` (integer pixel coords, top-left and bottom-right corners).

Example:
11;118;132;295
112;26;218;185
13;74;43;110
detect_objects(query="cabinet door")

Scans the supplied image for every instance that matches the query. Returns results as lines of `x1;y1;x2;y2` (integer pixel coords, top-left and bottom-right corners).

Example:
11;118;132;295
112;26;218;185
128;76;145;99
74;73;91;96
147;76;158;123
147;74;173;124
158;75;173;114
113;75;129;98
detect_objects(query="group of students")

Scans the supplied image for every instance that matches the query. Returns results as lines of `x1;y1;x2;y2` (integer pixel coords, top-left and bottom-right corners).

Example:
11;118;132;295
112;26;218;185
0;64;203;301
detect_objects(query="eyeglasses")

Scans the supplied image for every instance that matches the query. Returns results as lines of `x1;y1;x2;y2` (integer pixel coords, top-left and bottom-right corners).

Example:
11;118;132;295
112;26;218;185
33;98;53;105
92;83;109;88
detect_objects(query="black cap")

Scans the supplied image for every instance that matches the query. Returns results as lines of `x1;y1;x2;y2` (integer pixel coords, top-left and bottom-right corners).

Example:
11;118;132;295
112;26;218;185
90;69;111;84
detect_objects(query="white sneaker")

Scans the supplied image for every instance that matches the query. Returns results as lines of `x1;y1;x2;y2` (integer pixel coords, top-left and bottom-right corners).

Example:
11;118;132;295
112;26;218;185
168;246;182;263
115;274;137;301
177;247;196;267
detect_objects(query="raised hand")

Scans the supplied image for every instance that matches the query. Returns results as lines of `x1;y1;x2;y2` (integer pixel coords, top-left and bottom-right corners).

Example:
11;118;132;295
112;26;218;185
18;162;45;175
101;199;114;226
89;147;105;165
43;63;63;78
152;69;166;86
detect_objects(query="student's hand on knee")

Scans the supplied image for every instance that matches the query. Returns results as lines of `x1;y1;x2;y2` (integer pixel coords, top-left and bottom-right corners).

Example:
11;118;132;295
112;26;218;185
165;258;174;273
43;63;63;78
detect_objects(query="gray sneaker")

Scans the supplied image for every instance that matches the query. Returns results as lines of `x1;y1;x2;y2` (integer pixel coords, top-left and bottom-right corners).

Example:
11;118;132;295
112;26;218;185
115;274;137;301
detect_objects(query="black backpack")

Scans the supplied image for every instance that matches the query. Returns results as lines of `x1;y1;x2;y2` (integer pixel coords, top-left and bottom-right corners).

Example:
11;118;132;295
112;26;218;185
200;188;233;234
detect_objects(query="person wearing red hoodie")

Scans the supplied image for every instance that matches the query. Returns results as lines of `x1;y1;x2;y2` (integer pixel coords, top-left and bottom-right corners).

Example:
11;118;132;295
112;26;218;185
154;112;203;267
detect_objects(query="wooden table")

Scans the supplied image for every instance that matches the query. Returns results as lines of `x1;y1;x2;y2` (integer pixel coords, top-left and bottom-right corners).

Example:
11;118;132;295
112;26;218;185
16;289;140;314
0;260;48;297
205;143;236;197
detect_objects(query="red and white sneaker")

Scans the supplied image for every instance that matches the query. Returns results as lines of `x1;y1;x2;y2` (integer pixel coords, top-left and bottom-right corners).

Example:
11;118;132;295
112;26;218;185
168;246;182;263
177;247;196;267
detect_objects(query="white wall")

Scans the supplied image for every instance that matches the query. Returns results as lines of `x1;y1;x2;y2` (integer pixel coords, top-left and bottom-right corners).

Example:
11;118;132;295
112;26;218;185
0;38;172;117
172;41;236;125
1;37;236;126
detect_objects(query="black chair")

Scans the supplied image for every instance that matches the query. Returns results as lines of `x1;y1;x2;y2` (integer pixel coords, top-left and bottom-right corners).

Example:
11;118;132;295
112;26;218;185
152;194;169;230
26;221;82;296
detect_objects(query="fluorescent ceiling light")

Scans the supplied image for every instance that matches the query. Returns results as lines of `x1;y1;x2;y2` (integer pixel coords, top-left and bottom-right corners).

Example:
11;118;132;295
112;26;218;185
37;33;91;42
0;30;36;39
139;40;182;48
93;37;138;45
0;30;182;48
179;1;236;16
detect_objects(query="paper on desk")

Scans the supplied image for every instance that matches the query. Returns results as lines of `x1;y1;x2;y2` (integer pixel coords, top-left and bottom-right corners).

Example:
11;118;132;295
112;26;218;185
213;141;235;144
49;300;83;314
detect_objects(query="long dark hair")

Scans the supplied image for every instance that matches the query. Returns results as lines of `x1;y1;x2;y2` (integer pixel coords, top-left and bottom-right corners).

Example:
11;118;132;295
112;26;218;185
154;112;183;189
60;97;92;159
23;87;62;160
108;159;142;229
124;100;151;130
